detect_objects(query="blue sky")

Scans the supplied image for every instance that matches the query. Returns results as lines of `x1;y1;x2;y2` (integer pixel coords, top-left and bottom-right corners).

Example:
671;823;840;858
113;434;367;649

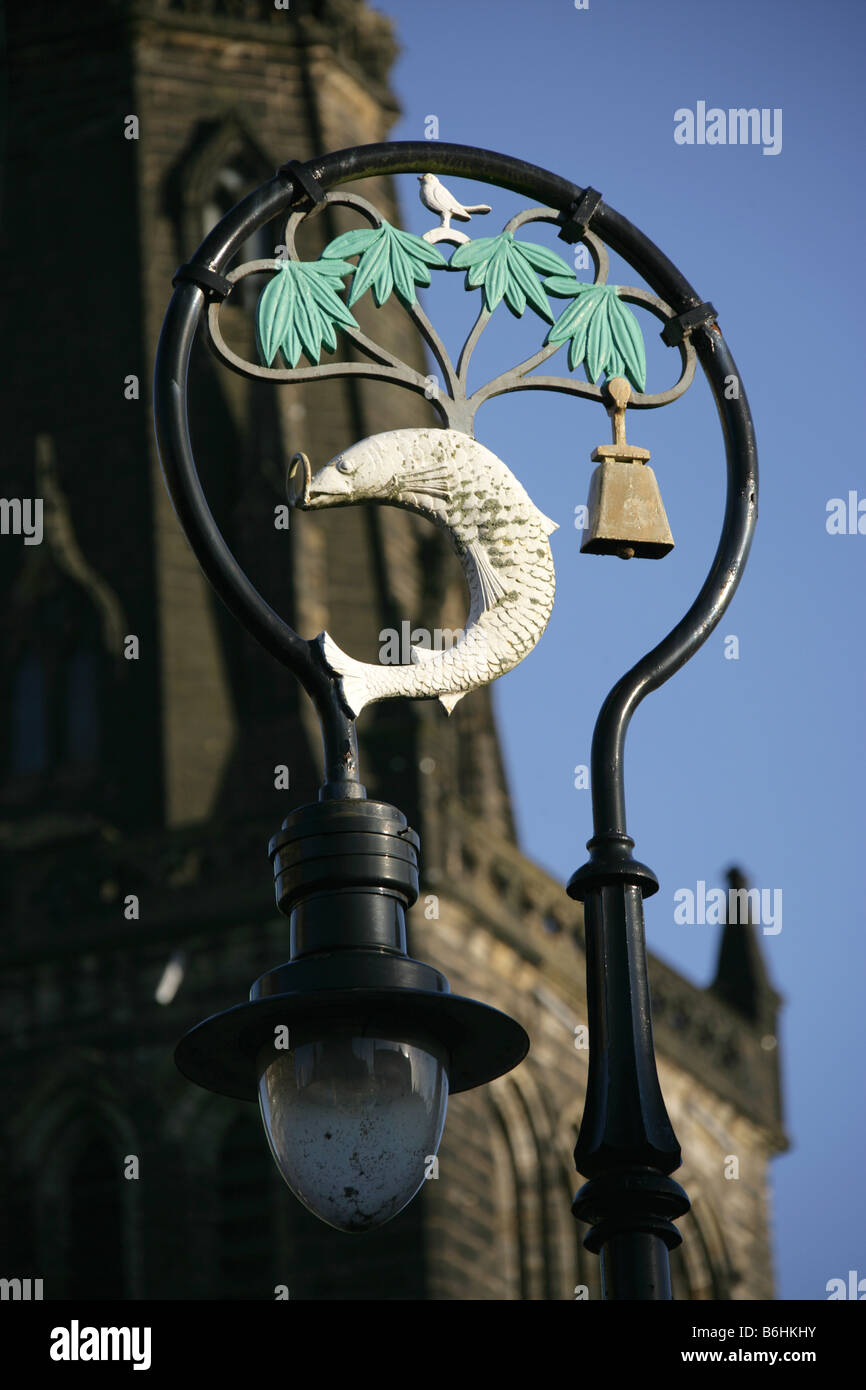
370;0;866;1300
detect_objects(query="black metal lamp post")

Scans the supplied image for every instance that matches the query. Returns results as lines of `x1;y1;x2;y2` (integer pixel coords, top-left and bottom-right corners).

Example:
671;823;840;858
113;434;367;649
155;142;757;1293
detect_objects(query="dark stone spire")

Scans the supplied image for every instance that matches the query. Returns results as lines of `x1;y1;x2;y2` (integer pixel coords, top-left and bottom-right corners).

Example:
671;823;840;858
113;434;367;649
711;866;781;1032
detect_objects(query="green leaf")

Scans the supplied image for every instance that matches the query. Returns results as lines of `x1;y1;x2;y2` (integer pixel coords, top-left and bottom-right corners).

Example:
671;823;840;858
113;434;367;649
392;225;448;268
293;281;319;363
347;226;390;306
585;299;608;383
544;272;584;298
342;220;447;308
318;315;338;354
513;241;573;277
372;252;394;307
608;293;647;391
546;284;606;344
508;253;554;322
449;235;501;270
390;245;416;305
504;281;526;317
483;240;510;312
450;231;556;323
257;265;292;366
311;260;356;283
321;227;380;260
465;257;490;289
303;267;357;328
256;259;360;368
545;282;647;387
568;329;586;372
282;318;301;370
601;313;627;380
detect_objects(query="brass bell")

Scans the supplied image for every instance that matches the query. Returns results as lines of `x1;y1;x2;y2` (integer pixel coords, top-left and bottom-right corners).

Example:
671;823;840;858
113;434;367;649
581;378;674;559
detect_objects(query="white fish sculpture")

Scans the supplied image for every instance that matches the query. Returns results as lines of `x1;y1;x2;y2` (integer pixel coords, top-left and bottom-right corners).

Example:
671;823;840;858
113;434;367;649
291;428;558;717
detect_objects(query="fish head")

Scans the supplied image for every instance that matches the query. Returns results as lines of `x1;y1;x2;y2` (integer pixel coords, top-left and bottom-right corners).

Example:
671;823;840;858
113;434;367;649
294;437;395;511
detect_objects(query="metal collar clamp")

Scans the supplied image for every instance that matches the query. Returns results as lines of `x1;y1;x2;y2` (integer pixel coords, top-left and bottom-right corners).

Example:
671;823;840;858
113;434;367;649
277;158;328;216
661;301;718;346
557;185;603;243
172;263;233;302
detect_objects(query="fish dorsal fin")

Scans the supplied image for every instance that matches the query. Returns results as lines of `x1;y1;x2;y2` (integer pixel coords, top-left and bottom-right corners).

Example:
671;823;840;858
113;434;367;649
467;540;509;608
538;509;559;536
409;644;469;713
439;690;468;715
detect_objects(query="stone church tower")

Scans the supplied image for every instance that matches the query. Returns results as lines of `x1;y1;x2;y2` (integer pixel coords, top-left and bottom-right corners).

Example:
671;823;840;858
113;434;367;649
0;0;786;1299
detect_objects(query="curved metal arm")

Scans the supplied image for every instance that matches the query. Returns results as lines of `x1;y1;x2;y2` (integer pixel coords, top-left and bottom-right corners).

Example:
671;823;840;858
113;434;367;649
154;275;363;799
590;328;757;840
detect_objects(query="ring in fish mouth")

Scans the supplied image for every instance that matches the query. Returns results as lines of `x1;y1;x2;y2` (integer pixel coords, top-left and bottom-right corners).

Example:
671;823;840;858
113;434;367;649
286;452;311;508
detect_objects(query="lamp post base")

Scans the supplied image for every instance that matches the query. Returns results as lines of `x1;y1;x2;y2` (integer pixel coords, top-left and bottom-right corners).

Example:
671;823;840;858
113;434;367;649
568;835;690;1300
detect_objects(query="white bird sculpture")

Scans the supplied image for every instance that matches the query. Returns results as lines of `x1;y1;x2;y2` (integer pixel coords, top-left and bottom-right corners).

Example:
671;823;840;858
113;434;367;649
418;173;491;231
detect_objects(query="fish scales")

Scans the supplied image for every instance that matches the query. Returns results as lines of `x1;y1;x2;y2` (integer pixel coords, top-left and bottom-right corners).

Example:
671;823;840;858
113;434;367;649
297;428;558;717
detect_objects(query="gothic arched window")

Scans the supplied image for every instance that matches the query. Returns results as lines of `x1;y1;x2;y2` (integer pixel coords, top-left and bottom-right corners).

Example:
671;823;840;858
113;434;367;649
3;589;106;805
63;646;101;766
203;161;271;311
10;649;48;774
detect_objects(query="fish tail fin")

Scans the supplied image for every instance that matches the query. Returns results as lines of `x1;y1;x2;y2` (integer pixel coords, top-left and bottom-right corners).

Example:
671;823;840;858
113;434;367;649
318;631;372;718
439;690;468;715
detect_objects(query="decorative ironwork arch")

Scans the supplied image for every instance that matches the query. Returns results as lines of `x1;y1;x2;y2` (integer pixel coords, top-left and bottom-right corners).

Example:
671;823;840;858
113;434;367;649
155;140;757;824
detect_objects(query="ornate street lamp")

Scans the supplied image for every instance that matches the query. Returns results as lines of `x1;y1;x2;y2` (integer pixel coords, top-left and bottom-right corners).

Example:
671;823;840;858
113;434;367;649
174;795;527;1232
155;142;757;1294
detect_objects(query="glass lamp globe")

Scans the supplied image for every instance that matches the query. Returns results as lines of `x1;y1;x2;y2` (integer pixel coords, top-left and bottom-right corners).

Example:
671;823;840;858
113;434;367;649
258;1029;448;1232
